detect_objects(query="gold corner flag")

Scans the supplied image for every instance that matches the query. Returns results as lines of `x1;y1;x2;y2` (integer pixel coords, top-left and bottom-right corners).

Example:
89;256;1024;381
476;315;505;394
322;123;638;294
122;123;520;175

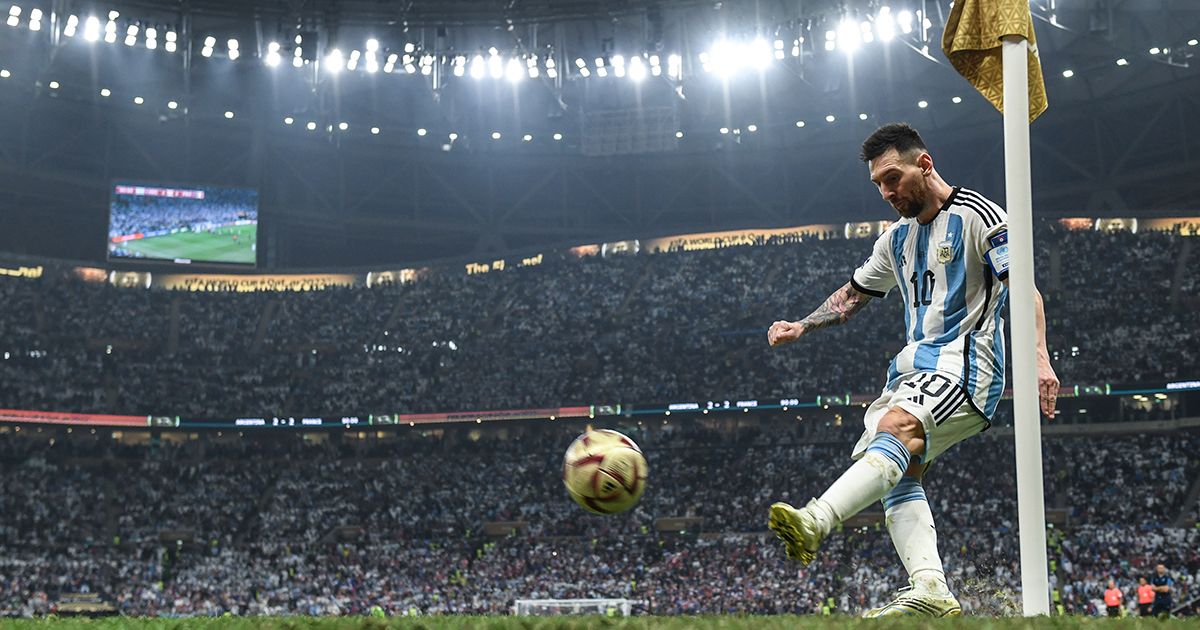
942;0;1048;123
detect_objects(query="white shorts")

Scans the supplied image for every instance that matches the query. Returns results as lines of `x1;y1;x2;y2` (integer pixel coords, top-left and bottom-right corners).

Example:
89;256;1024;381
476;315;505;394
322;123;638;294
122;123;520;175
851;371;987;464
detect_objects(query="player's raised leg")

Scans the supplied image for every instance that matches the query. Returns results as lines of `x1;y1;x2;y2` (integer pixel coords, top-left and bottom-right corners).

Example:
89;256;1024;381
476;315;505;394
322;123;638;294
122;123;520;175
769;406;920;565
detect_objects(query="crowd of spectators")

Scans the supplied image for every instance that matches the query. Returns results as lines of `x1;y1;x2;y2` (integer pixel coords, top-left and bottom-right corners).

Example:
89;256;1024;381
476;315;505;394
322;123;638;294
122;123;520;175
0;417;1195;617
107;188;257;239
1;222;1197;420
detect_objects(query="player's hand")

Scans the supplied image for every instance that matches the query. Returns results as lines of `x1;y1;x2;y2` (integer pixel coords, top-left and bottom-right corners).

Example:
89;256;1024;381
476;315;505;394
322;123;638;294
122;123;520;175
767;320;805;347
1037;358;1060;419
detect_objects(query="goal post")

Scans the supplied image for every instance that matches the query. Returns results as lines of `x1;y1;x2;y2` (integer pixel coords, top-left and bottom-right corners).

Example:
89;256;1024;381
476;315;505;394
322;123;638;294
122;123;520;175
512;598;641;616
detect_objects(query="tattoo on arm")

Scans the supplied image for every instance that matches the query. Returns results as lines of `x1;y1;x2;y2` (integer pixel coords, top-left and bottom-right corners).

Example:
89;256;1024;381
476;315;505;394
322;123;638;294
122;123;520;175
798;282;873;333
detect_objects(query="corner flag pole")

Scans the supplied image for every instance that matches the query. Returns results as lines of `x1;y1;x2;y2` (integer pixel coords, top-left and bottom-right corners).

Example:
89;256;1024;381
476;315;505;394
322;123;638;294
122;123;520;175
1001;35;1051;616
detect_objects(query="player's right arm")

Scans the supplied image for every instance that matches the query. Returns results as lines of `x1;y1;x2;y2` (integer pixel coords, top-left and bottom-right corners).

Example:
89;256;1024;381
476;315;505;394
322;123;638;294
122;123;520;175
769;230;895;347
768;282;873;346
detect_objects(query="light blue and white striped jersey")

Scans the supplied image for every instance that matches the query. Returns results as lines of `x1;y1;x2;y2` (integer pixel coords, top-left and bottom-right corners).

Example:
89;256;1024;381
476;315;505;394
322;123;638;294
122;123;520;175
851;187;1010;420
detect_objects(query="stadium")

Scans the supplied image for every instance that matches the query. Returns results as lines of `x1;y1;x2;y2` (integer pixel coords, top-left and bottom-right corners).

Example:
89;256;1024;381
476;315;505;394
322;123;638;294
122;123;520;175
0;0;1198;626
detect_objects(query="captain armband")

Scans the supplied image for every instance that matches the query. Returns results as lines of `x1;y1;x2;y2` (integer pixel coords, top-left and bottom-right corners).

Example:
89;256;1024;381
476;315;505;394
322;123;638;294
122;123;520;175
984;230;1009;280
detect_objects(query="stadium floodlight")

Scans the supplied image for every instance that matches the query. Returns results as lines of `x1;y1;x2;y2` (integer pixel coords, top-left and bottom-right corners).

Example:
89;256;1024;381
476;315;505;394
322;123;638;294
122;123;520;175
405;42;416;54
719;127;729;134
1061;69;1073;78
874;7;896;42
83;16;102;42
837;18;861;53
325;48;345;73
488;53;504;79
64;14;77;36
292;55;303;68
553;132;563;140
306;121;317;130
200;46;212;57
448;132;458;140
124;34;136;46
578;66;590;77
825;114;835;122
266;42;281;66
795;120;805;127
370;126;380;135
165;31;177;52
104;26;116;43
404;60;416;74
0;69;9;78
859;113;868;120
6;5;18;27
228;39;239;60
792;38;802;56
167;100;178;109
1149;47;1160;55
897;10;914;33
667;53;682;79
48;80;58;89
746;123;757;132
917;99;928;108
338;122;348;131
224;110;234;119
347;50;360;71
469;54;485;79
367;56;380;73
99;87;110;96
417;128;427;136
824;30;836;51
366;38;379;52
491;131;501;140
612;54;626;78
952;96;963;103
522;134;533;142
628;55;646;81
749;38;773;70
861;21;874;44
505;57;524;81
284;116;293;125
133;96;144;104
675;130;683;138
1116;57;1128;66
28;8;40;30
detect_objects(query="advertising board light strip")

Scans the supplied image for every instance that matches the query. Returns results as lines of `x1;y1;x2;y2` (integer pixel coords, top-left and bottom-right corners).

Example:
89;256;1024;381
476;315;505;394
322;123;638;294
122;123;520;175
0;409;148;427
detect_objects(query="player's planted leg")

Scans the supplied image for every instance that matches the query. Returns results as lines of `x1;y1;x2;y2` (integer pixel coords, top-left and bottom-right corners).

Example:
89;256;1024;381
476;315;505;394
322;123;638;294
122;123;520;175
862;472;962;617
769;430;912;565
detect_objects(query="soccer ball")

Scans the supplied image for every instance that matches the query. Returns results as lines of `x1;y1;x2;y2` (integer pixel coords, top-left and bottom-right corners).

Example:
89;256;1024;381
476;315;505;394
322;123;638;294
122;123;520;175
562;428;648;515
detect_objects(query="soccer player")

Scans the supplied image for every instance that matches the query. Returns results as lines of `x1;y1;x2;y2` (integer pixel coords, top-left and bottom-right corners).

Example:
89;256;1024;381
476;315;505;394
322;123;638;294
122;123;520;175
765;123;1059;617
1151;564;1174;617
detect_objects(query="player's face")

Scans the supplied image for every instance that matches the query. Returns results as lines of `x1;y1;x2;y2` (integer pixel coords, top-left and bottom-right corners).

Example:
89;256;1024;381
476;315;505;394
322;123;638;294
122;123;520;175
869;148;929;219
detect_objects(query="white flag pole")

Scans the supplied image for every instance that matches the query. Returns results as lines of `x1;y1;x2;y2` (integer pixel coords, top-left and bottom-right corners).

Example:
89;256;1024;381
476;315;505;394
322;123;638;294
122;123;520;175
1001;35;1051;617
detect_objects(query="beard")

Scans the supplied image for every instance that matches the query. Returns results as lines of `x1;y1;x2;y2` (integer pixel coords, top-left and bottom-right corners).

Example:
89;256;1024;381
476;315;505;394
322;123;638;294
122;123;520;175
892;178;928;219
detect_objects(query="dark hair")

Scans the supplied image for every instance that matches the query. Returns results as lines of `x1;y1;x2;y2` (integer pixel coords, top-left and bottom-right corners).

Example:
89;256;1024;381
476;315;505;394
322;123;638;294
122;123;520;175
860;123;928;163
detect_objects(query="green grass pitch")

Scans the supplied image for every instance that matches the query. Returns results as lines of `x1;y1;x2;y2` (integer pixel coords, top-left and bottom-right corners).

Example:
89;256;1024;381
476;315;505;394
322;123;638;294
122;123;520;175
112;224;257;265
2;617;1195;629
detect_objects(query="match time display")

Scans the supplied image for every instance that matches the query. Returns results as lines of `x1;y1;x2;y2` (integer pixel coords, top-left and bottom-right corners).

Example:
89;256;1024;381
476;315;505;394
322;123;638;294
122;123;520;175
108;182;259;266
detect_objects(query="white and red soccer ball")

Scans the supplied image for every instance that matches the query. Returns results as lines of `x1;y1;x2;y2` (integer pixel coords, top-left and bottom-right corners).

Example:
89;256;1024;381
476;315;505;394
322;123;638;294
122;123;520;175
562;428;648;515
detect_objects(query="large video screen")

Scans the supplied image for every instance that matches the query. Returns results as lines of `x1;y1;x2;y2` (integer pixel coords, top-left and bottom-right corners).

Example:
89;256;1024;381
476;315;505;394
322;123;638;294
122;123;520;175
108;182;259;266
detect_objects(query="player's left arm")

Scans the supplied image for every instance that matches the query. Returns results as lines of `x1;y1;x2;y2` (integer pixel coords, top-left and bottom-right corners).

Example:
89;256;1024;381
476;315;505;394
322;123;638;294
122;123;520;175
1002;278;1059;418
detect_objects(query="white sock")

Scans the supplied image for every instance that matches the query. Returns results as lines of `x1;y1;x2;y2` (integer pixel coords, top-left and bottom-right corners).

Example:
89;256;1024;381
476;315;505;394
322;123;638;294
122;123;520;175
884;481;949;595
810;433;910;535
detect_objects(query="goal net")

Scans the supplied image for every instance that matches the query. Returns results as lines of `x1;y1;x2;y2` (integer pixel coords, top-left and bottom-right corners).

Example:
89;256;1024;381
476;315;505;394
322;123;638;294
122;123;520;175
512;598;640;616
